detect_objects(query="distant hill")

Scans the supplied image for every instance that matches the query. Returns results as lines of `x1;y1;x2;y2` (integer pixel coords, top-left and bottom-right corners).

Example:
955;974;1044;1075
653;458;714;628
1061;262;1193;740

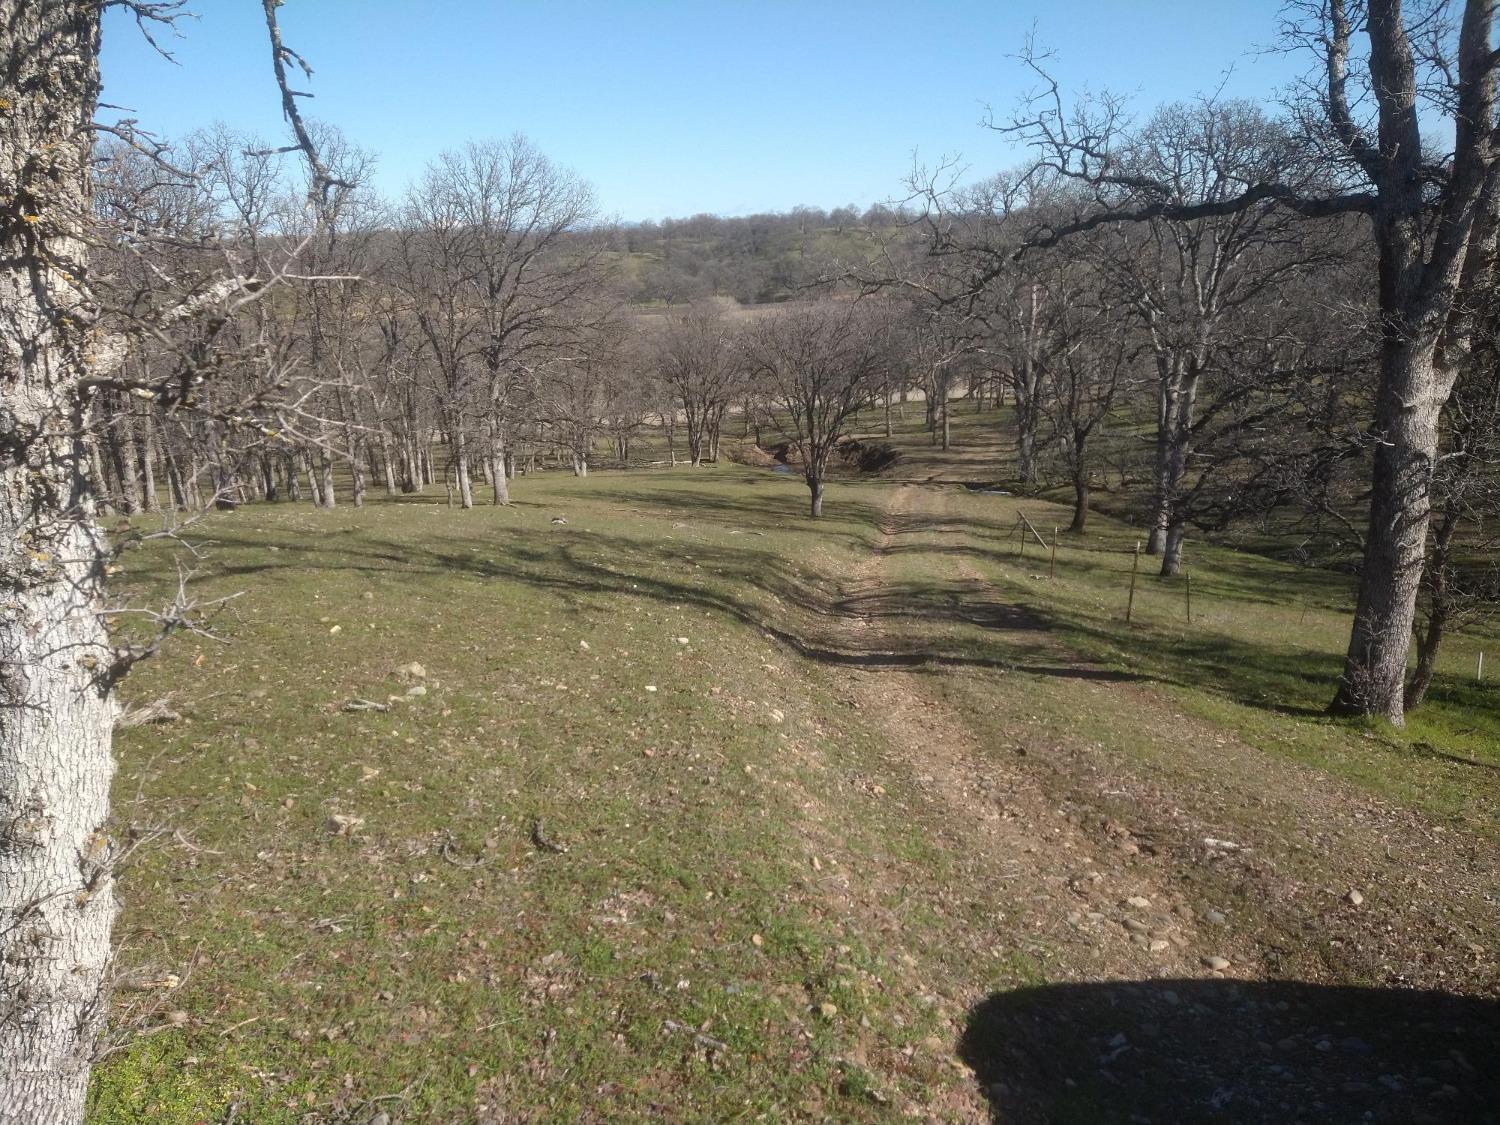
603;204;911;306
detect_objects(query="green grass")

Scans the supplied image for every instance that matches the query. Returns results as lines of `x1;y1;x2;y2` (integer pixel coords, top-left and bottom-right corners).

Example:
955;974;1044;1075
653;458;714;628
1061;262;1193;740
95;469;1005;1122
92;419;1499;1119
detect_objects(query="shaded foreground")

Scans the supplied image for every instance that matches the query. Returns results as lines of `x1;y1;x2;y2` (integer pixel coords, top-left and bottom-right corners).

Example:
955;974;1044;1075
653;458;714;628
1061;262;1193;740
962;980;1500;1124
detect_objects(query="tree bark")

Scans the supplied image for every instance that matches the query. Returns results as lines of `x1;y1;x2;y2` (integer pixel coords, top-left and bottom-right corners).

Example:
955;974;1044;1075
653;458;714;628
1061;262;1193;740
490;427;509;505
1161;520;1187;577
453;430;474;509
139;412;160;512
317;449;336;510
1404;512;1455;711
1332;342;1447;722
1;6;120;1119
808;475;824;518
349;441;365;509
1070;472;1089;533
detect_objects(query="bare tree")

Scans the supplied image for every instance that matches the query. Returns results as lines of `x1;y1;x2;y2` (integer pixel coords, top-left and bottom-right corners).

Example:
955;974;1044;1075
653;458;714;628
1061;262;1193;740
1407;327;1500;707
999;3;1500;723
746;303;894;516
1037;252;1142;532
654;301;744;465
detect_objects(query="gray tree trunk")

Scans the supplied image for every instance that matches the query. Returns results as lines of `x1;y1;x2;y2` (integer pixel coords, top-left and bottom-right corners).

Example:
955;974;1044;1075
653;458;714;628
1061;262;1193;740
1;6;120;1120
454;431;475;509
139;413;160;512
1332;341;1448;722
489;424;509;505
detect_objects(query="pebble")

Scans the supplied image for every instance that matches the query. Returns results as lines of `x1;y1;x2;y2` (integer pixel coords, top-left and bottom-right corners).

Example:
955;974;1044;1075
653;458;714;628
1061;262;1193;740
818;1002;838;1019
1205;909;1227;925
405;684;426;697
1202;955;1231;972
1148;940;1170;953
1126;895;1152;909
1345;888;1364;906
1123;918;1149;934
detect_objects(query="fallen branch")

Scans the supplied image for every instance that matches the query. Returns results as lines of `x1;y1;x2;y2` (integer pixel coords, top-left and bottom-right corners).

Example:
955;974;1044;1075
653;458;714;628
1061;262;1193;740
663;1019;728;1052
116;696;182;728
530;818;568;854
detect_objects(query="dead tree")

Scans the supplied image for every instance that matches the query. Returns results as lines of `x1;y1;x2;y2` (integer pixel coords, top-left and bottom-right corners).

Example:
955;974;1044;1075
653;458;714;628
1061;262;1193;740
746;302;894;517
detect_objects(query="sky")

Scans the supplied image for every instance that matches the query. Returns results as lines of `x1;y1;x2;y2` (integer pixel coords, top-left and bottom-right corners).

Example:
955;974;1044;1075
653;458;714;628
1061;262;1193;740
99;1;1305;222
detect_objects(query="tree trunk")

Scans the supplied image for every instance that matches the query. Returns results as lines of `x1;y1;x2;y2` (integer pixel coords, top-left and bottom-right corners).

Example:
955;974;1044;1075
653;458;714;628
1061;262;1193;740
1406;508;1460;711
455;435;474;510
88;437;115;517
808;475;824;518
1070;473;1089;533
260;454;279;502
1160;519;1186;577
164;443;189;510
285;452;302;503
1405;573;1447;711
349;441;365;509
1;6;120;1119
139;413;159;512
379;437;398;495
490;429;509;505
317;449;336;510
107;411;142;515
1332;342;1446;723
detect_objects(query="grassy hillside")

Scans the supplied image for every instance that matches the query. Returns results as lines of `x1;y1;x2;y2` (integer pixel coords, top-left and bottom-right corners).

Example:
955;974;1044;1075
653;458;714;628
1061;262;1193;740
91;424;1498;1122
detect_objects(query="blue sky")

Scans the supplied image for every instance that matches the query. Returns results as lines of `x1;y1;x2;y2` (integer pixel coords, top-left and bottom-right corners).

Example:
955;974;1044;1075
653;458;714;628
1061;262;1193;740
100;1;1303;221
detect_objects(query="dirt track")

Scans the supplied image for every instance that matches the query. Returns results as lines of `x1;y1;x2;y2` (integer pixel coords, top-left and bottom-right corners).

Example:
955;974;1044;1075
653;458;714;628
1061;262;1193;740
801;479;1500;1123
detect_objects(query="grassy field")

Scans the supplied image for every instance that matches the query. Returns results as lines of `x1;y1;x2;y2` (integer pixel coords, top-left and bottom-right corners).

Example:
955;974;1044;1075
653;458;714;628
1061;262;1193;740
92;419;1498;1122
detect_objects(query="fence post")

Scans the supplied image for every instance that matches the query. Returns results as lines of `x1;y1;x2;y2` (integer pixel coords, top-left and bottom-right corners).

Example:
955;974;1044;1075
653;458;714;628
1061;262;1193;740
1126;542;1141;623
1050;527;1058;579
1185;570;1192;623
1479;651;1486;683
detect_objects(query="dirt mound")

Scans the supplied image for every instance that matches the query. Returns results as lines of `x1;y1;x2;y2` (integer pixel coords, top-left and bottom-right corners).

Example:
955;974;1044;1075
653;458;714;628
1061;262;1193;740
721;441;781;468
836;436;902;473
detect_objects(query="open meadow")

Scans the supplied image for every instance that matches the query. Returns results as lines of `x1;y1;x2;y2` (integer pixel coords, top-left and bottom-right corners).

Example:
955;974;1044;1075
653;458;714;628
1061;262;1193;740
93;419;1499;1123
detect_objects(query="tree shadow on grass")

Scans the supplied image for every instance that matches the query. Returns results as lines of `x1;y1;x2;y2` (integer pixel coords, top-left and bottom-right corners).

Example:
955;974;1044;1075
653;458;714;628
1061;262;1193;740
193;526;1075;674
960;978;1500;1125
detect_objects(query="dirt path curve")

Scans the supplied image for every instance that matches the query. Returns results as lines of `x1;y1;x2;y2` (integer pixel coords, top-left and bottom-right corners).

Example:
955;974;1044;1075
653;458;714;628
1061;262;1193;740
812;479;1499;1124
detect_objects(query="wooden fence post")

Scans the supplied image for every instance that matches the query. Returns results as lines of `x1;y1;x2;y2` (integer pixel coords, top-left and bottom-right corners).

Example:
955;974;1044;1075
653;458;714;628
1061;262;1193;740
1126;542;1141;623
1185;570;1192;623
1050;527;1058;580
